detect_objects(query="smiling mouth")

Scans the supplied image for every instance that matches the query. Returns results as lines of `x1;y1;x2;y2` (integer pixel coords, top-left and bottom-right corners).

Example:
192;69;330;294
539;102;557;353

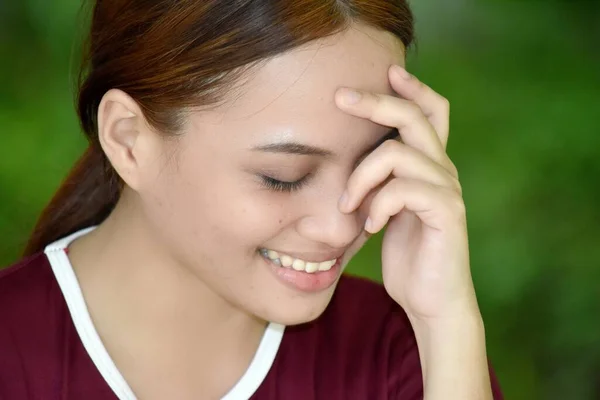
258;248;338;273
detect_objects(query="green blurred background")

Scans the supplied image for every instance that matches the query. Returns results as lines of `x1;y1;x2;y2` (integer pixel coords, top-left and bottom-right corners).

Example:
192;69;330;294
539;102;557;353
1;1;599;399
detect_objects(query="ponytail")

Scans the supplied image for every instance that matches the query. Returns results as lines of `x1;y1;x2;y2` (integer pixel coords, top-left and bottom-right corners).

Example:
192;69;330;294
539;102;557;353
23;145;121;256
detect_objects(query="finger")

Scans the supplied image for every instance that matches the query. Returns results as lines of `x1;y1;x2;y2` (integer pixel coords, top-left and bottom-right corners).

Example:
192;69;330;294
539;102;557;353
389;65;450;149
335;88;448;168
364;178;466;234
340;139;461;213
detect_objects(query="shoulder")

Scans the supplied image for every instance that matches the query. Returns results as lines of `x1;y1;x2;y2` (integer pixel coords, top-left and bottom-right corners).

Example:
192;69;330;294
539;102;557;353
0;251;65;345
0;252;60;314
0;252;57;304
0;253;65;384
0;252;120;399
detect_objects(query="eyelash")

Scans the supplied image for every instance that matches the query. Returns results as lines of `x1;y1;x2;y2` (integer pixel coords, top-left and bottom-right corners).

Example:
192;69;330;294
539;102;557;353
260;175;310;193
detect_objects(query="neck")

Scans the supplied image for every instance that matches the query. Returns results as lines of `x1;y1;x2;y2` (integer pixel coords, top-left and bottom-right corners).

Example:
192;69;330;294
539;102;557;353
68;191;267;396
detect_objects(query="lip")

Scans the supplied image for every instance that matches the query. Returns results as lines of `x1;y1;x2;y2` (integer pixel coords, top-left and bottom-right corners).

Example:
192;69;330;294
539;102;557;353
261;253;343;293
259;248;345;263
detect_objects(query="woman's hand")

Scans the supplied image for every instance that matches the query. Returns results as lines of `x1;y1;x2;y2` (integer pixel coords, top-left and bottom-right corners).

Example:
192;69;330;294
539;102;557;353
335;65;493;399
335;65;477;323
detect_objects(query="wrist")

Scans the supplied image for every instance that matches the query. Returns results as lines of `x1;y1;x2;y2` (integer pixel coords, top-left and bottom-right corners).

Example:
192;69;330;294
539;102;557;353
407;300;484;335
407;309;492;400
408;306;486;365
409;310;486;368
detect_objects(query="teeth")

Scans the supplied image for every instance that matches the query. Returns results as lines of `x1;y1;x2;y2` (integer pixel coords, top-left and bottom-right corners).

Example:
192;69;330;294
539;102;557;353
260;248;337;274
305;262;319;273
318;260;336;271
292;259;305;271
280;255;293;267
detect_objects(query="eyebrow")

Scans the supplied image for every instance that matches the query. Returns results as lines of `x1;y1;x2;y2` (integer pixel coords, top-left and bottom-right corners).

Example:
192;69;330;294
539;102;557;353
251;128;399;158
251;141;333;157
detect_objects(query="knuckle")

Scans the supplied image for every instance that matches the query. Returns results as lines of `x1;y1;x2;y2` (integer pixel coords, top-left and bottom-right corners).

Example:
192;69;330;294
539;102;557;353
405;102;422;117
452;167;460;181
380;178;402;201
371;94;390;119
447;161;459;179
381;138;401;152
372;93;385;106
446;190;466;215
451;178;463;196
400;102;424;124
439;96;450;112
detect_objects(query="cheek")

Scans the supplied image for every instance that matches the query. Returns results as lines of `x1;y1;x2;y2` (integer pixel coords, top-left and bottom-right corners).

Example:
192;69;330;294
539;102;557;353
143;161;292;255
203;191;292;249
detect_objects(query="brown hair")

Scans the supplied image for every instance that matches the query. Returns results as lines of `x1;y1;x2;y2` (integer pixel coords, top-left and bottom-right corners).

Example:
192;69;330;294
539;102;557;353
24;0;414;256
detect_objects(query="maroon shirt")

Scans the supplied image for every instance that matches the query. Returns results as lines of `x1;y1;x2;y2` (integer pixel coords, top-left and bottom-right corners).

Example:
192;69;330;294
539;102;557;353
0;251;503;399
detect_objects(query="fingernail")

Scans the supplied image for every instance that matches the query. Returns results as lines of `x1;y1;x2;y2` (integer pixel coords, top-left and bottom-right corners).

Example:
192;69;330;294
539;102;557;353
340;88;362;105
393;65;412;80
338;190;350;211
364;217;374;232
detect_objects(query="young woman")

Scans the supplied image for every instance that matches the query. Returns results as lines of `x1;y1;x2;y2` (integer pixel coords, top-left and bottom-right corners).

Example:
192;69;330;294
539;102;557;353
0;1;503;399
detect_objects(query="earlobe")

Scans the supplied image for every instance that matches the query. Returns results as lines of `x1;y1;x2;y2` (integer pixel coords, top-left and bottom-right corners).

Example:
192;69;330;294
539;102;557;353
97;89;146;190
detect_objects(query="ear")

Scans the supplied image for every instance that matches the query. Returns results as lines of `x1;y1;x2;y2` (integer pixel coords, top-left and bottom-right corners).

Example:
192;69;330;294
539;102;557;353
97;89;159;191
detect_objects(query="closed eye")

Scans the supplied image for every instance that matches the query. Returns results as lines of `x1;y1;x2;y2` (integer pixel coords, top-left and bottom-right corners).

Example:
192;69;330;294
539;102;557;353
260;174;310;193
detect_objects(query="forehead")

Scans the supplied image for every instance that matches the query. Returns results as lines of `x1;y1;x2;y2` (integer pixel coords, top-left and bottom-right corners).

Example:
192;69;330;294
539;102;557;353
189;25;405;145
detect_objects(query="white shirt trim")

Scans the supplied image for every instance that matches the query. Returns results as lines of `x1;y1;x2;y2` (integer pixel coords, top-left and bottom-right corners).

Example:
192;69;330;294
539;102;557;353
44;227;285;400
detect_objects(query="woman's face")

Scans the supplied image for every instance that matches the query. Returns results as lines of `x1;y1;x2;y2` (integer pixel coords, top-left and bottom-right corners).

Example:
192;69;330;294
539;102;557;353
141;25;405;325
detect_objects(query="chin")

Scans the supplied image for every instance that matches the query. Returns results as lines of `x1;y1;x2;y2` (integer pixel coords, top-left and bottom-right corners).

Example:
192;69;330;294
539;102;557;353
258;285;339;326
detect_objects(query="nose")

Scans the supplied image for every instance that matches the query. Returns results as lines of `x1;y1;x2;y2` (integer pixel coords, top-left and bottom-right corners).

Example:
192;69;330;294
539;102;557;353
296;191;364;250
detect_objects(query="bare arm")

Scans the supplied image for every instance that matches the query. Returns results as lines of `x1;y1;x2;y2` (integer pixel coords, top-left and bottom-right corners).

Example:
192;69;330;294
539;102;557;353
410;312;493;400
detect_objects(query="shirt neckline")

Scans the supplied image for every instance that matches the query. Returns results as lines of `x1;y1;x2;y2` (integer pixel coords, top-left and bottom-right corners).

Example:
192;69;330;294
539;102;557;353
44;227;285;400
